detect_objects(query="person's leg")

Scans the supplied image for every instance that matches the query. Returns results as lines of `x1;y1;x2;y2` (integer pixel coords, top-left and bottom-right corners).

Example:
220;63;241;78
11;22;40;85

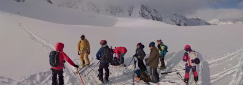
150;67;159;83
57;70;64;85
184;66;191;83
98;64;104;82
138;59;146;71
192;66;198;82
52;69;58;85
153;67;159;82
80;51;85;65
104;63;109;81
84;52;90;65
161;57;165;68
119;53;125;64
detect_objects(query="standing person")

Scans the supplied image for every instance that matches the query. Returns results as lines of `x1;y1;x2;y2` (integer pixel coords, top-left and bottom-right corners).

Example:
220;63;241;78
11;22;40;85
183;45;199;83
51;42;79;85
145;42;160;83
77;35;90;67
156;39;168;69
96;40;112;83
134;43;147;71
113;47;127;66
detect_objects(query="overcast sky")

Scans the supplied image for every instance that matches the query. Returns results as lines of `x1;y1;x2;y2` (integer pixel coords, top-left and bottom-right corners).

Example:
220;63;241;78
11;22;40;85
86;0;243;20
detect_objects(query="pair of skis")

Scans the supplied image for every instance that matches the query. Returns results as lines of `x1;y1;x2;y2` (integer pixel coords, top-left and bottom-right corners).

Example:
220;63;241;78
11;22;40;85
75;62;95;85
176;72;199;85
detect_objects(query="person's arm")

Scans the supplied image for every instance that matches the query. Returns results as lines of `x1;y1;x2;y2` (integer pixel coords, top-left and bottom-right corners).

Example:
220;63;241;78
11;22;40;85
96;48;102;60
86;40;90;53
77;40;81;54
62;52;75;66
183;52;188;62
146;49;156;65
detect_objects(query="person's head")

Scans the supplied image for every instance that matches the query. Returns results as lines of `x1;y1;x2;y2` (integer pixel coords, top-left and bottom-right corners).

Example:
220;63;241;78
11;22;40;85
149;42;155;49
100;40;107;46
137;43;142;48
55;42;64;52
80;35;85;40
184;45;192;52
156;39;162;44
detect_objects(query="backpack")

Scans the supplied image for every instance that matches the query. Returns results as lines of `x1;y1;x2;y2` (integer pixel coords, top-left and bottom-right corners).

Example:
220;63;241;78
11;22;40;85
49;51;60;67
187;51;198;66
162;45;168;54
101;47;113;63
110;57;120;66
140;71;150;82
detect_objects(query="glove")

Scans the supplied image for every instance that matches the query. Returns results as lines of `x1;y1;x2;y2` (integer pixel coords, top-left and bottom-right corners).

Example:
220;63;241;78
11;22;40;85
73;65;79;69
146;62;149;66
78;51;80;55
133;54;137;57
183;59;186;62
191;60;194;63
96;58;100;60
87;51;90;54
145;58;148;62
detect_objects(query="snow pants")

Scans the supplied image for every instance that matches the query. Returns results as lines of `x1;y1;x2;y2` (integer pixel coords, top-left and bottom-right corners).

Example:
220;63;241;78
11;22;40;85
150;67;159;83
137;58;147;71
80;51;90;65
98;63;109;81
119;53;125;64
52;69;64;85
160;57;165;68
185;66;198;82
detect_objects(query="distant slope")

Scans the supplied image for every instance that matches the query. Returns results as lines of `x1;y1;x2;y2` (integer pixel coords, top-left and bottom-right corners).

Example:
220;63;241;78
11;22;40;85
38;0;211;26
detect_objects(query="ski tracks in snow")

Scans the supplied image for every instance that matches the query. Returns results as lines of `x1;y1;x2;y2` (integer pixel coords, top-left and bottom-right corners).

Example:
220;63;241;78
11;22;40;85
10;16;243;85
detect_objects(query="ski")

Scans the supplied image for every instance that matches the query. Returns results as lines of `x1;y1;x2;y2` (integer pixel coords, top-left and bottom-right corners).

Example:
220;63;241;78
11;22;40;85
176;72;188;85
76;68;85;85
161;69;185;74
80;63;95;74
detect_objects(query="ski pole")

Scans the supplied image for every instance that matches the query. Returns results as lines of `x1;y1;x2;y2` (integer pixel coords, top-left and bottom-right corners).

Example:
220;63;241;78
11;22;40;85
76;68;85;85
127;56;135;66
84;61;100;76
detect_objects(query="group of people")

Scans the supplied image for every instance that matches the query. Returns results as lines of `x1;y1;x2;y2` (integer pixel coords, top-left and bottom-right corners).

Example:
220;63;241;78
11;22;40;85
49;34;199;85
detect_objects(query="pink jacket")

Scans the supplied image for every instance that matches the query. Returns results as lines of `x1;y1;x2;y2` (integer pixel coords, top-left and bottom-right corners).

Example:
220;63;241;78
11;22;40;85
52;43;75;70
113;47;127;59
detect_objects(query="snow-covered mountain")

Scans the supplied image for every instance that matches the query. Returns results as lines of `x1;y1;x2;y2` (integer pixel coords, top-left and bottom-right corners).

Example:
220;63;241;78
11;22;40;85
2;0;243;85
45;0;211;26
208;18;243;25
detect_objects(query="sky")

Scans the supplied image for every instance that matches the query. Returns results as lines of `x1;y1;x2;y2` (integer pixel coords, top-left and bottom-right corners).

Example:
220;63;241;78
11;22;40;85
187;0;243;20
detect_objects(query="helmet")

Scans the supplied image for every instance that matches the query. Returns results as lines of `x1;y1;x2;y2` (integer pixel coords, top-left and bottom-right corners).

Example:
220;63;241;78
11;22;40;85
100;40;107;45
184;45;191;51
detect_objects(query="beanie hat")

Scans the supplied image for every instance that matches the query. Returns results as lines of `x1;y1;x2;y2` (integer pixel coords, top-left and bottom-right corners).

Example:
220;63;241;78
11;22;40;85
149;42;155;47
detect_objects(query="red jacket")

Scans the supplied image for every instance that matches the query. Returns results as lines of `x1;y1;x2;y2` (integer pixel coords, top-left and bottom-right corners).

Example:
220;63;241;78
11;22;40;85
113;47;127;59
52;43;75;70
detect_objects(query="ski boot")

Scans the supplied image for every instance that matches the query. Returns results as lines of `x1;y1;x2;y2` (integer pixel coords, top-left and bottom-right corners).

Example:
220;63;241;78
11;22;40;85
79;64;86;67
184;78;189;84
159;66;167;70
194;76;198;83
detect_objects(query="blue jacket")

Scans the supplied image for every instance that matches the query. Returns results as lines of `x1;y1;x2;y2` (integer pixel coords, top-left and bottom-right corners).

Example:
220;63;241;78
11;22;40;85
96;45;109;63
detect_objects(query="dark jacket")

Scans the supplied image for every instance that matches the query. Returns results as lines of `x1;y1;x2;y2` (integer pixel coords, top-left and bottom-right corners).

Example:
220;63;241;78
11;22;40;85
135;47;146;60
146;47;159;68
96;44;109;63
